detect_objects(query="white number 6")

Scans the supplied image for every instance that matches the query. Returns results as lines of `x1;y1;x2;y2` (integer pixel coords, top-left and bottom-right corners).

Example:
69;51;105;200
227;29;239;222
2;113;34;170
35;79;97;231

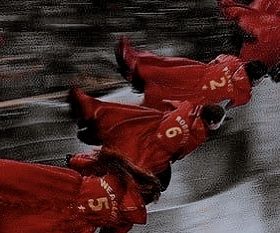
165;127;182;138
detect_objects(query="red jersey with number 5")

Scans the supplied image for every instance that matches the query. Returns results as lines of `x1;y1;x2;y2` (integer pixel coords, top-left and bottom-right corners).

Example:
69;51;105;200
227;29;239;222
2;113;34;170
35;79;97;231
0;159;146;233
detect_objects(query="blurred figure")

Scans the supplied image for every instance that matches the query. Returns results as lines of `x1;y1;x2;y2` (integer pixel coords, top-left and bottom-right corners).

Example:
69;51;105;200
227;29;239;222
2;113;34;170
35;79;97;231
0;151;160;233
69;88;226;191
115;37;269;111
219;0;280;68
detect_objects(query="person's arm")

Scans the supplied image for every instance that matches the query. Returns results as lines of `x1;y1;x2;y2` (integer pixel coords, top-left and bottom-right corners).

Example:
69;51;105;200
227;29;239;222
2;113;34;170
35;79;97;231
68;87;102;121
219;1;263;37
171;117;207;162
162;99;182;109
66;151;101;176
209;54;229;64
226;80;252;109
225;92;251;109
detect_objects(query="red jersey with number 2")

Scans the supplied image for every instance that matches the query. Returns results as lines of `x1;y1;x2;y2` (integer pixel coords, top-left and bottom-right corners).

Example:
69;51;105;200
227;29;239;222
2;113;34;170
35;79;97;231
137;54;252;111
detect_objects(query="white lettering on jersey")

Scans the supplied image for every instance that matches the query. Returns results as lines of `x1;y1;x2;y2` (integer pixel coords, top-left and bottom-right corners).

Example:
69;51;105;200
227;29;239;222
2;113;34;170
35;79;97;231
176;116;190;144
100;178;110;190
84;178;119;220
203;66;233;91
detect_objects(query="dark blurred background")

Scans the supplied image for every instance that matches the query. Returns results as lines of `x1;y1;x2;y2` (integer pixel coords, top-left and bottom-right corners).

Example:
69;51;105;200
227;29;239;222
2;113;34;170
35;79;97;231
0;0;246;101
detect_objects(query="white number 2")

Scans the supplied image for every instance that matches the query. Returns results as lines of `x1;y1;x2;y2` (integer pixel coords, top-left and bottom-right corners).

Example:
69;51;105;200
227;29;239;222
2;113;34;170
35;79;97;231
165;127;182;138
209;77;226;90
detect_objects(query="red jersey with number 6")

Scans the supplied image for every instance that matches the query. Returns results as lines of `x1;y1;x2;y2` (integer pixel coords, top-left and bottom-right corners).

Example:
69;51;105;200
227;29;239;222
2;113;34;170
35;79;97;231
71;89;208;175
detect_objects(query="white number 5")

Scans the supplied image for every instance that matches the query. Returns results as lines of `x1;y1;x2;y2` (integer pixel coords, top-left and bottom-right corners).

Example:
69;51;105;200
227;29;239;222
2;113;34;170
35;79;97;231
165;127;182;138
88;197;109;211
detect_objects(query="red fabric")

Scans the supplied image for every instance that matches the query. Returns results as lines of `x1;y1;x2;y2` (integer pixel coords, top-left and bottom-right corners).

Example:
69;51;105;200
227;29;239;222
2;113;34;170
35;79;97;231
155;102;207;157
68;152;99;175
120;37;204;81
221;0;280;67
69;153;146;225
250;0;280;15
71;89;208;175
135;53;205;67
133;54;251;111
0;159;146;233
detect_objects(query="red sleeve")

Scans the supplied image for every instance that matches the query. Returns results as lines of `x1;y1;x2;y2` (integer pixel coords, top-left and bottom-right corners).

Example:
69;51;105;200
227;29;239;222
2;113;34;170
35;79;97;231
250;0;280;15
69;152;99;170
223;3;280;42
137;54;205;67
230;90;251;108
69;88;102;121
172;117;207;160
0;159;82;206
161;100;182;109
209;54;231;64
230;66;252;107
230;8;259;35
213;54;241;64
120;190;146;225
118;175;147;225
68;151;104;177
136;61;205;85
188;118;207;152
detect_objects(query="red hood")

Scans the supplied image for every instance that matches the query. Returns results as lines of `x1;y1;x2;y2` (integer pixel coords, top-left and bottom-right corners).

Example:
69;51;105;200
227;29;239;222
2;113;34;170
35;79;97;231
69;88;101;121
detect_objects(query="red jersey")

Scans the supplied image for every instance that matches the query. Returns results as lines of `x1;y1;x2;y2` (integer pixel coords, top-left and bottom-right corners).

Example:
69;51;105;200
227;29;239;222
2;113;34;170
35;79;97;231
0;159;146;233
118;36;205;81
250;0;280;15
135;54;251;111
221;0;280;67
72;88;208;175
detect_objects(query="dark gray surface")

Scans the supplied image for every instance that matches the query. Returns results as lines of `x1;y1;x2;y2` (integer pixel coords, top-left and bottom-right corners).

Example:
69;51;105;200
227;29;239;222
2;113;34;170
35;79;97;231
0;0;242;100
1;82;280;233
